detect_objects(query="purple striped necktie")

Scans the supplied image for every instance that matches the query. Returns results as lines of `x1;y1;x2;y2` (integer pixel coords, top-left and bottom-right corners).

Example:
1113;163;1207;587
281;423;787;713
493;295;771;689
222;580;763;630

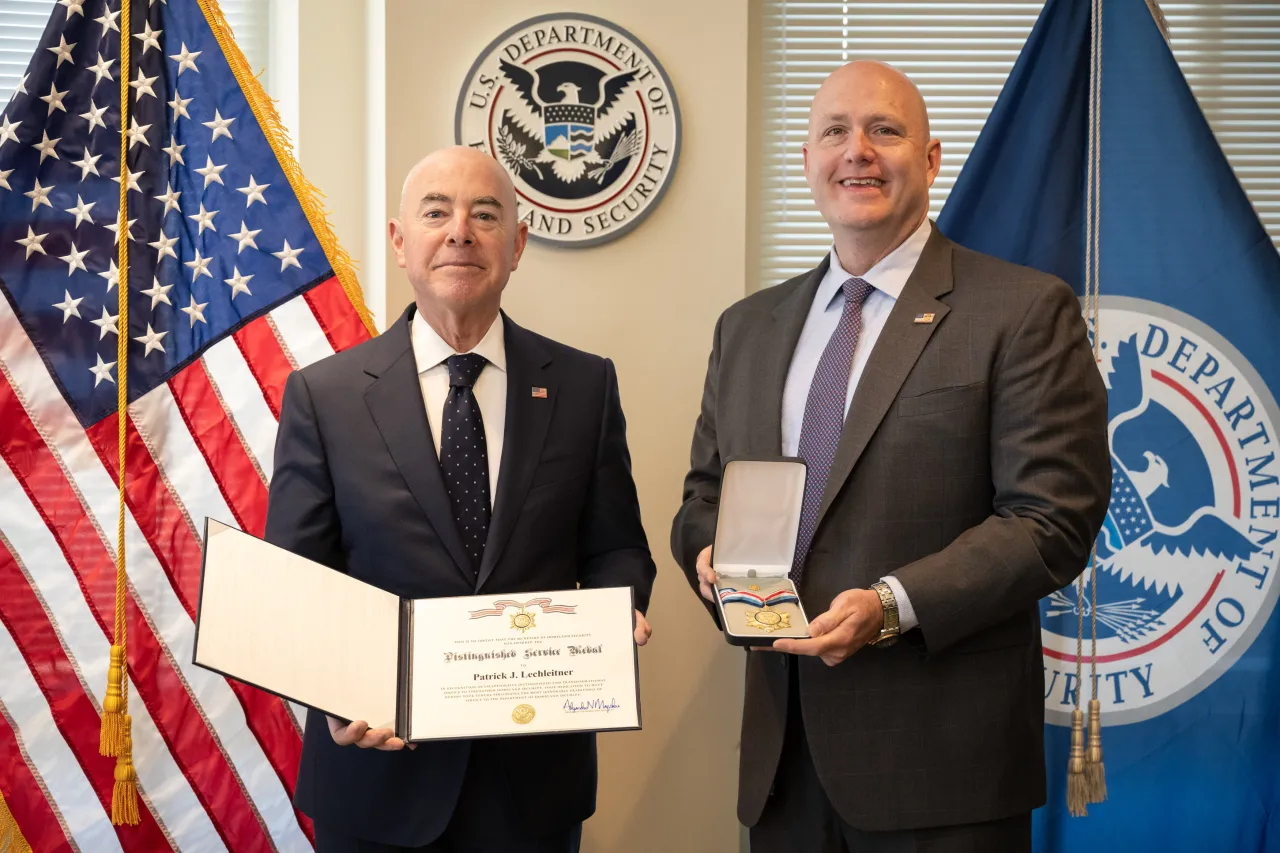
790;277;875;582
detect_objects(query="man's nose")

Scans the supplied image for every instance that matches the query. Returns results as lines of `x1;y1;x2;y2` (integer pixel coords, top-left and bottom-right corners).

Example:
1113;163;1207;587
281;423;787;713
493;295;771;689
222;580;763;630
446;213;475;245
844;129;875;163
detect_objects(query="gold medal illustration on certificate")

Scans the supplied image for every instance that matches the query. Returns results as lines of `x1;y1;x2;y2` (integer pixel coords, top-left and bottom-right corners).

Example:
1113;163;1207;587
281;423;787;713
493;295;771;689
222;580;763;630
718;586;801;633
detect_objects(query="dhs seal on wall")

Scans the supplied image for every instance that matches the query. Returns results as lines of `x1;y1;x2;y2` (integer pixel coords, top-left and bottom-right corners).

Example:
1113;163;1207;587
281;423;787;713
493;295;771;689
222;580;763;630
455;13;681;247
1042;297;1280;726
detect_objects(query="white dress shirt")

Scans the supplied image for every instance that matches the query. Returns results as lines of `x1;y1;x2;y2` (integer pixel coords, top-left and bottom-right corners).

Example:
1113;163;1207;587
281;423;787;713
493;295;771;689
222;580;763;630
780;216;934;632
411;310;506;508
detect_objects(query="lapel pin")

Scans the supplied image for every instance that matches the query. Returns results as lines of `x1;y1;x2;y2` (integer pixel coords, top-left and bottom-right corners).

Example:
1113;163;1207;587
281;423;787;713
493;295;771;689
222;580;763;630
531;387;548;399
914;312;936;324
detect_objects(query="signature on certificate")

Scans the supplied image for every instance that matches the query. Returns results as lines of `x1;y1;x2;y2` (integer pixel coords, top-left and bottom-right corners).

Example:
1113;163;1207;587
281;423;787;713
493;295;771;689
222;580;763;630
563;697;622;714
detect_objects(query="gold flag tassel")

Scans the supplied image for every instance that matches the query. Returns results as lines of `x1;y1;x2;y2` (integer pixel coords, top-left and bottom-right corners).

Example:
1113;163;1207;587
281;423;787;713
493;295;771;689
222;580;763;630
1067;574;1089;817
0;788;34;853
100;0;140;824
1085;547;1107;803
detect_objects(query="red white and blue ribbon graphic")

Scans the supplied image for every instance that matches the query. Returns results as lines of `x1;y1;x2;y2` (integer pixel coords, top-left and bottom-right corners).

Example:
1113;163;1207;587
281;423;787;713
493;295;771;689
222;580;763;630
717;588;800;607
468;598;579;618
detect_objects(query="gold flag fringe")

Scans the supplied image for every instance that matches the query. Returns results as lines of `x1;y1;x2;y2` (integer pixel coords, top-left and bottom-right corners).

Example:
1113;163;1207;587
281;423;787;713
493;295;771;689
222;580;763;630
195;0;376;338
0;789;33;853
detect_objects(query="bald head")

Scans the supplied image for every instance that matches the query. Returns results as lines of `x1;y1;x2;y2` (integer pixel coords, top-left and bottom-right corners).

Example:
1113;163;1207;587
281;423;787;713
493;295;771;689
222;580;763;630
399;146;519;225
809;61;930;142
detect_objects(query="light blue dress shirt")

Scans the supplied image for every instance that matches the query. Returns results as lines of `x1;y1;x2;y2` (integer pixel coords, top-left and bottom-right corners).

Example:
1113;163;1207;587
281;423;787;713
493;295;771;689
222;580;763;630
780;216;934;632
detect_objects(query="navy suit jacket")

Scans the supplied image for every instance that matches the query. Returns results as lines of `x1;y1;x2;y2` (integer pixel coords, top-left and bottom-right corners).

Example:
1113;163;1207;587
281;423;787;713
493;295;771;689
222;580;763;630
264;303;655;846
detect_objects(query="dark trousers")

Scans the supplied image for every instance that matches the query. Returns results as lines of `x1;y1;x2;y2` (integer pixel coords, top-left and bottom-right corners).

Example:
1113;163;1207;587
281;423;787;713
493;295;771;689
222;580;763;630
314;739;583;853
750;659;1031;853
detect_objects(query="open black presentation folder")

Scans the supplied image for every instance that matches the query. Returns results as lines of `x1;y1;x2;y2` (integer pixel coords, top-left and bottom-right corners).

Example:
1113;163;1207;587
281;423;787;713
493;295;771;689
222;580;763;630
192;519;640;742
712;457;812;646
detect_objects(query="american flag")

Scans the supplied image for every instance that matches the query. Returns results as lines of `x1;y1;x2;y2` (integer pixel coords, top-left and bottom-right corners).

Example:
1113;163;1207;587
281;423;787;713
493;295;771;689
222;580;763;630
0;0;373;850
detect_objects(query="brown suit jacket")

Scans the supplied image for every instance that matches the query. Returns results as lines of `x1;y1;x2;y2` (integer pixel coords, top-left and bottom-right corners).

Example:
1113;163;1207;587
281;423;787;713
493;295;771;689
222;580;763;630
671;224;1110;831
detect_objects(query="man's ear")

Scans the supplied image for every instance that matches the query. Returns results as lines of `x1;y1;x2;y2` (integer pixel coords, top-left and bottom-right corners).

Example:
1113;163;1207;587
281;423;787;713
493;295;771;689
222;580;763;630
510;222;530;271
388;218;407;268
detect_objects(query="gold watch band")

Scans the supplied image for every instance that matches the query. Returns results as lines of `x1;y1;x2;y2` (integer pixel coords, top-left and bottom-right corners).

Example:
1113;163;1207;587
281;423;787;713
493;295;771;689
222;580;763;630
870;581;900;647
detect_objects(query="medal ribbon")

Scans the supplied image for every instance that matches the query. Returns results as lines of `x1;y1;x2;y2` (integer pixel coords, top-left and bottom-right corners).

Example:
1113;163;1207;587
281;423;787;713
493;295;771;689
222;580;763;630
717;588;799;608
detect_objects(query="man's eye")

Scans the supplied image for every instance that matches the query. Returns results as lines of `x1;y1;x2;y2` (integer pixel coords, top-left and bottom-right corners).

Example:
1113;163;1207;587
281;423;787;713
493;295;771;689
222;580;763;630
825;127;845;137
476;212;494;221
424;210;443;218
875;126;900;136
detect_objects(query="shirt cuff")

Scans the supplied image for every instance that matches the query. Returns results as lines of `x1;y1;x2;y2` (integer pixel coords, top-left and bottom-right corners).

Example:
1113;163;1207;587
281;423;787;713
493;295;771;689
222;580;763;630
879;575;919;633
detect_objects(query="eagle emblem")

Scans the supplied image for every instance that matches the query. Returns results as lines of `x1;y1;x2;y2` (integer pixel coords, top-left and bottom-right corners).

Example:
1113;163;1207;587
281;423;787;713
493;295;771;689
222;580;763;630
495;58;643;189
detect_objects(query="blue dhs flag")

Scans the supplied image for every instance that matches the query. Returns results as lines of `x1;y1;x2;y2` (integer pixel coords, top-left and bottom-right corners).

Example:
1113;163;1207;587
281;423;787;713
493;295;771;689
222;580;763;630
940;0;1280;850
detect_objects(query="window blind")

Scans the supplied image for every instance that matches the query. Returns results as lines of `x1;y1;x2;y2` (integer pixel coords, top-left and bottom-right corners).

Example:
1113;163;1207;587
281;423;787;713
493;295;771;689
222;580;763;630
760;1;1280;284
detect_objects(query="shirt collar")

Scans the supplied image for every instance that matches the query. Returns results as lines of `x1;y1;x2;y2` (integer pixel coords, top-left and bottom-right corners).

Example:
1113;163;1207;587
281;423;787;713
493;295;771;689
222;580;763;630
819;216;934;309
410;309;507;375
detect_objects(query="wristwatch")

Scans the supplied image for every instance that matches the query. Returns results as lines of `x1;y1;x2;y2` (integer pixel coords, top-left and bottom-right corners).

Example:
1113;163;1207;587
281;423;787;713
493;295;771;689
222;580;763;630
869;581;900;647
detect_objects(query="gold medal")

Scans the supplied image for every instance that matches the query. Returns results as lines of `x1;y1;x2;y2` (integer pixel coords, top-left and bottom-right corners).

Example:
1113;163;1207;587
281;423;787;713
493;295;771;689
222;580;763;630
510;608;535;633
746;605;791;633
512;704;536;724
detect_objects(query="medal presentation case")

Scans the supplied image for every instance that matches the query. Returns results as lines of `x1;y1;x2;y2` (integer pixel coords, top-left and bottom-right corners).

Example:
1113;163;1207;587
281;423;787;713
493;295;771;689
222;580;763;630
712;458;811;646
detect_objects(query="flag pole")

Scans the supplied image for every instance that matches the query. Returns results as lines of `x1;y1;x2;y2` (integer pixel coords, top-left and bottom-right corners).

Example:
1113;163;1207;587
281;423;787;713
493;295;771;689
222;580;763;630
100;0;141;826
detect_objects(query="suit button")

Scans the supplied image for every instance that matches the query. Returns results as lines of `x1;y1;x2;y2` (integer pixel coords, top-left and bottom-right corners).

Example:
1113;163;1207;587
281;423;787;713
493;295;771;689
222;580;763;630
780;654;788;669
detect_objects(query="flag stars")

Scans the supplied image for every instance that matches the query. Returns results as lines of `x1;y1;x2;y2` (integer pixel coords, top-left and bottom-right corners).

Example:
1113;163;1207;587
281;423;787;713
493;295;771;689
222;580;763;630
57;0;85;18
141;277;174;309
32;130;60;163
99;259;119;291
203;110;235;143
185;249;214;281
94;6;120;35
90;354;116;387
0;168;12;191
181;295;208;328
104;216;138;243
273;240;304;271
224;267;253;298
53;290;84;322
162;135;185;166
88;53;115;87
91;306;118;340
24;179;53;212
0;116;21;147
130;68;158;101
71;147;102;180
40;81;69;113
169;92;193;121
111;167;144;194
194;155;226;188
47;35;77;68
170;42;201;75
189;202;218;235
16;226;48;259
149;230;178;261
80;101;108;132
127;118;151;149
134;324;168;357
65;194;96;227
59;242;89;275
228;222;260;253
134;21;163;54
155;183;182;216
238;176;268;207
16;74;27;95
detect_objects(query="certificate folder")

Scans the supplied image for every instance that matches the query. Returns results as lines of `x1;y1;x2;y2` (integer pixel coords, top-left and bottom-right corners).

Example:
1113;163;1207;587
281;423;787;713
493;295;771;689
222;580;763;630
712;458;812;646
194;520;641;741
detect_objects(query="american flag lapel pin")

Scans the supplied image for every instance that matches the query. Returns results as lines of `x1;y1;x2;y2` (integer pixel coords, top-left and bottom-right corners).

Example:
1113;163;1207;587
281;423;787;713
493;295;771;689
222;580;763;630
914;312;936;324
531;387;548;399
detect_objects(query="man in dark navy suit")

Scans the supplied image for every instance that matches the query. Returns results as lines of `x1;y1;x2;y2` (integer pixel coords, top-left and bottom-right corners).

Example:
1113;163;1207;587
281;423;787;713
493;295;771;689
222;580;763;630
265;146;656;853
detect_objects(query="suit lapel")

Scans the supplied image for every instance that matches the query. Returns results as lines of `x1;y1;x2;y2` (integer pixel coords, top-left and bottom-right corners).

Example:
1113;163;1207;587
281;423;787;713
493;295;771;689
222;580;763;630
814;227;955;528
750;258;830;455
363;306;473;584
475;315;555;592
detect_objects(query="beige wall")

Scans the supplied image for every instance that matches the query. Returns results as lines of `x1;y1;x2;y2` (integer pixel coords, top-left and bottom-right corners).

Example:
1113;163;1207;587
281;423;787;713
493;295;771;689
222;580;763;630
300;2;753;849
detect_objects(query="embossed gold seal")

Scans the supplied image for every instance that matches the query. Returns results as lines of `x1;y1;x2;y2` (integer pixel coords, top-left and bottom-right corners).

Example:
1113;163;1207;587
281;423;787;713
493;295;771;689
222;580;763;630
510;608;535;633
746;605;791;633
512;704;536;724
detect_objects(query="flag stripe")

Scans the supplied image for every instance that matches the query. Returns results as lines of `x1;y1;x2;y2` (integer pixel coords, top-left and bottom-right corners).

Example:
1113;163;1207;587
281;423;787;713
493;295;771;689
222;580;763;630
0;376;277;853
233;318;295;419
304;276;374;353
0;454;222;853
168;362;269;535
88;393;308;850
0;539;168;853
274;287;339;370
201;341;278;478
0;693;77;853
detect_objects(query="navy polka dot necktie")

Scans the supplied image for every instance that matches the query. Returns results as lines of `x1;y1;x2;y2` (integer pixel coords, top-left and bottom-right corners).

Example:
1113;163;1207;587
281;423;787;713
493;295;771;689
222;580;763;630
441;353;490;575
